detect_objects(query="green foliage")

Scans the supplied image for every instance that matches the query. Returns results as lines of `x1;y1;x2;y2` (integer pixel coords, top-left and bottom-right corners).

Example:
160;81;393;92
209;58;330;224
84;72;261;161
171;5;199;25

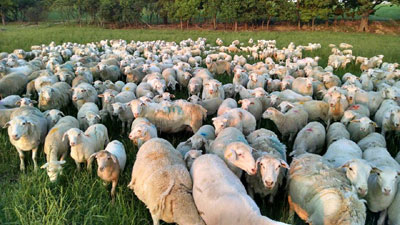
98;0;121;23
120;0;144;24
299;0;333;22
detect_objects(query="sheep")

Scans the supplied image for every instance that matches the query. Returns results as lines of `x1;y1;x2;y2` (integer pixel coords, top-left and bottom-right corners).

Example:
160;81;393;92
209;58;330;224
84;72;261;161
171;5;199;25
183;149;202;169
16;98;36;107
72;82;98;110
112;102;134;133
288;153;367;225
239;97;263;121
363;147;400;225
77;102;100;130
188;77;203;96
63;124;109;171
291;77;313;96
41;116;79;181
212;108;256;136
136;82;154;98
188;95;223;116
217;98;237;116
128;118;157;148
0;72;29;97
206;127;256;177
291;122;325;157
346;116;377;142
161;68;178;91
0;95;22;108
270;89;313;103
98;63;120;82
262;106;308;142
88;140;126;202
43;109;65;130
4;106;48;171
206;60;231;75
130;99;207;133
327;91;349;124
326;122;350;146
202;79;224;100
357;132;386;151
374;99;399;128
381;107;400;137
123;66;145;83
347;88;384;115
278;100;330;124
0;108;19;127
176;71;192;90
127;138;205;225
323;139;373;197
38;82;71;111
191;154;289;225
186;125;215;150
121;82;137;93
247;73;267;90
233;70;249;87
388;183;400;225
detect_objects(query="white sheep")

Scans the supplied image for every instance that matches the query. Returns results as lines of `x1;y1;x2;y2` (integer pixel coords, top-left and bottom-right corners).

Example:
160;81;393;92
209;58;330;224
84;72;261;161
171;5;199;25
357;132;386;151
326;122;351;146
77;102;100;130
72;82;98;110
187;125;215;150
217;98;237;116
346;116;377;142
202;79;224;100
323;139;373;197
191;154;289;225
363;147;400;225
212;108;256;136
262;106;308;142
292;77;313;96
291;122;325;157
288;153;366;225
41;116;79;181
127;138;205;225
188;77;203;96
38;82;71;111
4;106;48;171
88;140;126;202
63;124;109;171
112;102;134;133
239;97;263;120
43;109;65;130
278;100;330;124
128;118;157;148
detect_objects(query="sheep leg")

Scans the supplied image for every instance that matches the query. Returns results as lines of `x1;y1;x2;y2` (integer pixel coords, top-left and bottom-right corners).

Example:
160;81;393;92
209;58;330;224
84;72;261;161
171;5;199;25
75;161;81;171
151;214;160;225
247;186;255;199
111;179;118;204
60;152;68;161
381;129;386;137
16;148;25;172
121;122;125;134
377;209;387;225
32;147;38;171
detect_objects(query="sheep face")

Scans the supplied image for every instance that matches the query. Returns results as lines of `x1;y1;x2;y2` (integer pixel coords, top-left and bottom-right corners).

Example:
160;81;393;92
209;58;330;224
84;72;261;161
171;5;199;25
184;150;202;169
41;160;66;182
58;71;74;83
72;88;88;101
39;87;55;102
17;98;36;107
212;117;228;135
390;110;400;128
341;159;372;197
373;167;400;196
224;142;257;175
112;103;125;116
44;110;64;127
278;101;294;113
189;135;207;150
4;116;32;141
85;112;101;127
130;100;145;118
94;151;118;174
257;155;289;189
63;128;83;147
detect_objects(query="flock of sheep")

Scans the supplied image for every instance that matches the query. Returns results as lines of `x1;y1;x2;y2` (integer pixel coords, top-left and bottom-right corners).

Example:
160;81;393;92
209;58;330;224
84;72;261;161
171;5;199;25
0;37;400;225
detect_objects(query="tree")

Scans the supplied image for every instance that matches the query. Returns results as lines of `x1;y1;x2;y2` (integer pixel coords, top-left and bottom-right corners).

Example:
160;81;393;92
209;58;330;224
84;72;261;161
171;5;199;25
51;0;75;22
220;0;242;31
171;0;200;30
344;0;399;32
299;0;332;31
98;0;121;25
120;0;144;26
203;0;221;29
0;0;13;25
157;0;173;24
257;0;279;30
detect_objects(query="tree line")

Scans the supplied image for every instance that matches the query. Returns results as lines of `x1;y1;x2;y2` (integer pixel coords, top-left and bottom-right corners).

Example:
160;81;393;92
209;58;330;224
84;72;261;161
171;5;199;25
0;0;399;32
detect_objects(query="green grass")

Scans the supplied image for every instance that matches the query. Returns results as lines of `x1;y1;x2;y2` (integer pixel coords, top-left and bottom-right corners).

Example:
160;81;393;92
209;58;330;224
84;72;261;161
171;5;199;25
1;24;400;225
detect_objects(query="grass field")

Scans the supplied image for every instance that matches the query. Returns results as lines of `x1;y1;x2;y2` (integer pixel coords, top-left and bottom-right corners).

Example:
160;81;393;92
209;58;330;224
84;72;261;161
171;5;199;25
0;24;400;225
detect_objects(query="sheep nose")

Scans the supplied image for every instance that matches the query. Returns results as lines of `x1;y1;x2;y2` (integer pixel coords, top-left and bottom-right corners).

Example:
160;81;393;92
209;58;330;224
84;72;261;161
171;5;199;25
265;181;274;187
72;97;77;101
99;166;105;172
358;188;367;196
70;142;76;146
133;113;139;118
12;134;19;140
384;188;391;195
250;168;257;175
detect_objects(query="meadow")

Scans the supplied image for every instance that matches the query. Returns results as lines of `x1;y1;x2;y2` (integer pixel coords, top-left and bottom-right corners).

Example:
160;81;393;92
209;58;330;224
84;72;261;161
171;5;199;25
1;24;400;225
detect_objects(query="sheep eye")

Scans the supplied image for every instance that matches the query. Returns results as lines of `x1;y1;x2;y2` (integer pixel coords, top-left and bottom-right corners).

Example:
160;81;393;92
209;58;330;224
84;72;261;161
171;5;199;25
377;172;381;176
349;167;353;171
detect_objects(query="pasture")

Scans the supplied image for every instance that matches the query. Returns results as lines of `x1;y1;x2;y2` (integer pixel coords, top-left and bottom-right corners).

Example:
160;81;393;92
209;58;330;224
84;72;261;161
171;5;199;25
1;25;400;225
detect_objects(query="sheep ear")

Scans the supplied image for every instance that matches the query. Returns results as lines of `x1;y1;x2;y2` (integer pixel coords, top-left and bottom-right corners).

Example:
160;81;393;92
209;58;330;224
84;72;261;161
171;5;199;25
238;100;242;104
110;154;118;164
58;160;66;165
40;163;49;169
62;133;68;142
3;122;11;128
370;121;378;127
96;115;101;120
88;152;98;160
371;167;382;174
340;161;351;168
350;119;360;123
183;151;191;161
225;149;237;161
98;94;104;98
16;100;21;106
31;100;37;104
280;160;290;169
58;112;65;116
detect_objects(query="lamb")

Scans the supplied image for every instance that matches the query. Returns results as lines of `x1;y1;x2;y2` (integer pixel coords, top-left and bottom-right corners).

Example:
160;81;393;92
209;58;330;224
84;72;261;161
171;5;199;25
326;122;351;146
288;153;367;225
98;63;120;82
363;147;400;225
188;95;223;116
323;139;373;197
77;102;101;130
262;106;308;142
88;140;126;202
0;72;29;97
202;79;224;100
72;82;98;110
63;124;109;171
381;107;400;137
4;106;48;171
206;59;231;75
292;77;313;96
186;125;215;150
374;99;399;128
217;98;237;116
191;154;289;225
130;99;207;133
136;82;154;98
346;117;377;142
239;97;263;120
41;116;79;181
188;77;203;96
128;118;157;148
278;100;330;124
127;138;205;225
206;127;256;177
212;108;256;136
291;122;325;157
270;89;313;103
43;109;65;130
38;82;71;111
112;102;134;133
357;132;386;151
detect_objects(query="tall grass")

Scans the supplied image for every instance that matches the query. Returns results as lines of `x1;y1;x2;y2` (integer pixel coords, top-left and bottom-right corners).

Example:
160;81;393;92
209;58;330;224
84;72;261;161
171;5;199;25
1;25;399;225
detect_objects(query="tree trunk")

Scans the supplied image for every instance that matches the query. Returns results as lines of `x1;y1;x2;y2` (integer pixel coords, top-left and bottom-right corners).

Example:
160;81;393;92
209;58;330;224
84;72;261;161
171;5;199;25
163;16;168;25
180;18;183;30
267;16;271;31
298;20;301;30
296;0;300;30
213;15;217;30
245;22;248;30
234;21;238;32
1;14;5;26
261;19;264;30
312;17;315;31
359;12;369;32
186;20;189;29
